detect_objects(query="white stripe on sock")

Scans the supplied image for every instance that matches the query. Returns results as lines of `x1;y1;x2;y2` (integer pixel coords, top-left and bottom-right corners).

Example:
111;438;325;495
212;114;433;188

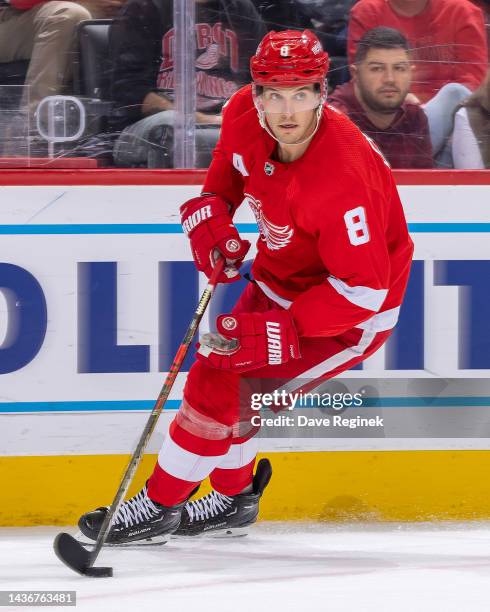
157;434;224;482
216;436;259;469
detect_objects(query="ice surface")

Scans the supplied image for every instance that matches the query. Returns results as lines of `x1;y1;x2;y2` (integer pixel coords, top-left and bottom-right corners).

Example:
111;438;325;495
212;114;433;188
1;523;489;612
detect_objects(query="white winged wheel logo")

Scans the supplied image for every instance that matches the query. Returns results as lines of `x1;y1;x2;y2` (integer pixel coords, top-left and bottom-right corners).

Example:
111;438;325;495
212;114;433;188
244;194;294;251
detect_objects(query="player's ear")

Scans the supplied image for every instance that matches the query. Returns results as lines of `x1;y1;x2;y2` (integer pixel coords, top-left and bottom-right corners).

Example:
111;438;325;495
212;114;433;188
350;63;358;81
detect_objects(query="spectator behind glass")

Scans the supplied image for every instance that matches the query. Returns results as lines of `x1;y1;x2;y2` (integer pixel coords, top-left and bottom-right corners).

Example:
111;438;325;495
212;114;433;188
348;0;488;103
329;27;433;168
108;0;266;168
0;0;124;112
348;0;489;166
250;1;306;31
294;0;355;56
251;1;353;54
453;69;490;168
471;0;490;48
251;1;355;87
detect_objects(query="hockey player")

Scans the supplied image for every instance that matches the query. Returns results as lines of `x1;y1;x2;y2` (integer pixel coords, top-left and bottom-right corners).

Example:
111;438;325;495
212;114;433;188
79;29;414;544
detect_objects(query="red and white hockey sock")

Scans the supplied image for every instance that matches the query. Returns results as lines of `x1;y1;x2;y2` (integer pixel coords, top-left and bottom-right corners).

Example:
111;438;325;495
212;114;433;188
147;400;233;506
209;436;259;496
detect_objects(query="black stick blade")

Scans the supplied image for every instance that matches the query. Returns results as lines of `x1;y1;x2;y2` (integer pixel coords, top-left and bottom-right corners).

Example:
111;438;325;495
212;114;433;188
54;533;113;578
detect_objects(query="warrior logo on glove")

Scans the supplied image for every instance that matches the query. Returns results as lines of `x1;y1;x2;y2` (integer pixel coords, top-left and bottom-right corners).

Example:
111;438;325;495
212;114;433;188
180;194;250;284
181;205;212;234
265;321;282;364
221;316;238;331
197;310;300;373
225;239;242;254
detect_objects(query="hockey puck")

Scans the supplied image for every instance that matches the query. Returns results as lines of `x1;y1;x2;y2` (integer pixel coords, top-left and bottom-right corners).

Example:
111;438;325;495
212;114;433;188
84;566;113;578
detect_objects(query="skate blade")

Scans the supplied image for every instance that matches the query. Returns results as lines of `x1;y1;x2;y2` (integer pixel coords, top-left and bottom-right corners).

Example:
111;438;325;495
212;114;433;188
75;530;170;548
173;525;250;539
209;525;250;538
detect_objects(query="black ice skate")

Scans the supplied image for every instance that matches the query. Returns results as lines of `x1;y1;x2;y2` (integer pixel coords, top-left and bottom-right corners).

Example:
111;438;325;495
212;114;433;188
78;482;186;545
175;458;272;537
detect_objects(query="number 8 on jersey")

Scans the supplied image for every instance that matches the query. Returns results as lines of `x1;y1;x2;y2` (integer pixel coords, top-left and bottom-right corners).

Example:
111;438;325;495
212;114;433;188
344;206;370;246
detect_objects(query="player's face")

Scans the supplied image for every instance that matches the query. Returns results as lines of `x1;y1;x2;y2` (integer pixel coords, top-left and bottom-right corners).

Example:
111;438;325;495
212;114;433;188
260;85;320;144
353;48;412;114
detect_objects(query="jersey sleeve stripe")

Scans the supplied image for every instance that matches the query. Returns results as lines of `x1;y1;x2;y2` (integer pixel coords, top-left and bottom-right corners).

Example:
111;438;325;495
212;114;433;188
256;280;293;309
327;276;388;312
355;306;401;332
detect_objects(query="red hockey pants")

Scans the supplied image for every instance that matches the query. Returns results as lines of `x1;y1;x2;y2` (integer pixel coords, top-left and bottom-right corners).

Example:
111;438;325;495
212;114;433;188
148;281;391;505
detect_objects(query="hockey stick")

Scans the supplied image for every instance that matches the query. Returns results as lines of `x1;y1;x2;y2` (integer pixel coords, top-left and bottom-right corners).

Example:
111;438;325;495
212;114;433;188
53;257;225;577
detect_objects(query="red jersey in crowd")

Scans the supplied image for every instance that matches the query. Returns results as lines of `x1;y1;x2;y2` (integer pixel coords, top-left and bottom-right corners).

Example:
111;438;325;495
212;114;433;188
9;0;47;9
348;0;488;102
203;85;414;338
328;81;433;168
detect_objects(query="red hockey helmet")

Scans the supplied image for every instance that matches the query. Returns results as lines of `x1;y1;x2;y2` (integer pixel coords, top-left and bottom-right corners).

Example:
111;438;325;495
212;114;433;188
250;30;330;96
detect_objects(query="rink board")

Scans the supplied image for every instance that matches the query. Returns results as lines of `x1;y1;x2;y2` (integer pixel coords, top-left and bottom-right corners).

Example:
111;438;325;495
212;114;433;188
1;170;490;524
3;450;490;526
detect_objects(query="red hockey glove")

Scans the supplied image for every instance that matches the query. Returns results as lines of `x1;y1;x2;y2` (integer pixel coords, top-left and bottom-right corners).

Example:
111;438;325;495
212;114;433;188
180;194;250;283
197;310;301;373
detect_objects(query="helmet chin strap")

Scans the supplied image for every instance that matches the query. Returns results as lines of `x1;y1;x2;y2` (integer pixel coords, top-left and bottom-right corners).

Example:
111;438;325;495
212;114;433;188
256;102;324;147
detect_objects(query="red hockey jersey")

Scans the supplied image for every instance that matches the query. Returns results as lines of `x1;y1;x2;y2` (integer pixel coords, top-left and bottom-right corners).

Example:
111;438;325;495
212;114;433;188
203;85;414;338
